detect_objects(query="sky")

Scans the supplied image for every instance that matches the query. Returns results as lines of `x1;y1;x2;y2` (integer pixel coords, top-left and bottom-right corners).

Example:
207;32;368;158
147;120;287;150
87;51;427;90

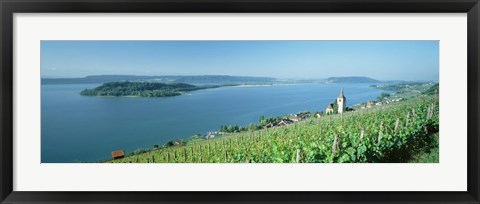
41;41;439;81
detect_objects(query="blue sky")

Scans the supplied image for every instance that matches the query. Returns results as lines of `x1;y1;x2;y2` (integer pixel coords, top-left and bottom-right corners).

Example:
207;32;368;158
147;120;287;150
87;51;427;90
41;41;439;81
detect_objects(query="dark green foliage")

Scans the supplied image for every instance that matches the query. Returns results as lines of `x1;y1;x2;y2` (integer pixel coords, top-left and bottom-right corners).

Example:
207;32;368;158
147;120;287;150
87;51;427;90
126;148;150;156
332;100;338;114
248;123;259;131
163;140;186;147
80;81;222;97
260;116;284;126
408;133;439;163
258;116;265;124
221;124;248;133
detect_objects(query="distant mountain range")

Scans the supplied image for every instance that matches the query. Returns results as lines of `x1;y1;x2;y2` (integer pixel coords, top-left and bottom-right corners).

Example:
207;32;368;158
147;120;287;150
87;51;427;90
41;75;384;85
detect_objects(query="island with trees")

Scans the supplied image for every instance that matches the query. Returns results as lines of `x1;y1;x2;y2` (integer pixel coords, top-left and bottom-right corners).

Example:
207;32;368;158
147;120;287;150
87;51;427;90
80;81;231;97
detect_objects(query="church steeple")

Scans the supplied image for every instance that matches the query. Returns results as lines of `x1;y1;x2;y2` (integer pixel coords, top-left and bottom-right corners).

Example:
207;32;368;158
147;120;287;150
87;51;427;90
338;88;345;99
336;88;346;113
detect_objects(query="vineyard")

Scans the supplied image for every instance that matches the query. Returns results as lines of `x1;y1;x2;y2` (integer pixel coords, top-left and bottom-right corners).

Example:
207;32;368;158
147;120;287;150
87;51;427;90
108;95;439;163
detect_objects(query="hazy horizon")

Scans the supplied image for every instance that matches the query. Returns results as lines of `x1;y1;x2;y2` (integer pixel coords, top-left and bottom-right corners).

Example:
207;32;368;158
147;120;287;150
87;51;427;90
40;74;437;82
41;41;439;81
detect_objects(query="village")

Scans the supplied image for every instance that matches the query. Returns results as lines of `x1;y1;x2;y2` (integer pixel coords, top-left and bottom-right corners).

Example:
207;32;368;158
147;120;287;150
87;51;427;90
204;88;405;140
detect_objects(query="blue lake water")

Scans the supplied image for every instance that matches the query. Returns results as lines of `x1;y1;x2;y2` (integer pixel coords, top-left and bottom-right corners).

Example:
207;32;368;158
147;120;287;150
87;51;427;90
41;83;385;163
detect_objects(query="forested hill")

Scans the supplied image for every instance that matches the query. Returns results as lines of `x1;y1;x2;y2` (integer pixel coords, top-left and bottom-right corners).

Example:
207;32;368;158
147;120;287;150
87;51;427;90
80;81;228;97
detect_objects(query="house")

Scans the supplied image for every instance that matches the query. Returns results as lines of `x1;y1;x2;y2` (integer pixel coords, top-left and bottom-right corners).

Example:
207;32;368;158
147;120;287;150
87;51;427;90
174;140;183;146
278;119;294;126
292;112;311;121
325;104;334;114
265;118;294;128
207;131;225;139
366;101;372;108
111;149;125;160
206;131;219;139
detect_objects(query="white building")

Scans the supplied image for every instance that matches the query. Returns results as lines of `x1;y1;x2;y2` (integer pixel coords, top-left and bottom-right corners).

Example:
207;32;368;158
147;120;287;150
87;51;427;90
337;88;346;114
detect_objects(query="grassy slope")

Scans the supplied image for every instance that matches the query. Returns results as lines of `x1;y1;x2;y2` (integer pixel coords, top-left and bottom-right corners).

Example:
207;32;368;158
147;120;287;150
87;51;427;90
107;96;439;163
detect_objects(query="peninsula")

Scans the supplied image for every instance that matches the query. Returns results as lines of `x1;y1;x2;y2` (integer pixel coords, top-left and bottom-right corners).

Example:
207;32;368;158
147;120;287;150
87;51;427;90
80;81;229;97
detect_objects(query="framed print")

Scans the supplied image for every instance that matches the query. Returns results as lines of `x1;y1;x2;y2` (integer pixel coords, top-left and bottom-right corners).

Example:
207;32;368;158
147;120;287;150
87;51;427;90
1;0;479;203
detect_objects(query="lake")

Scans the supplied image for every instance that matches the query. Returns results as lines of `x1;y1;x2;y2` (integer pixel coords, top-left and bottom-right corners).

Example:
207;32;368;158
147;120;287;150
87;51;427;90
41;83;385;163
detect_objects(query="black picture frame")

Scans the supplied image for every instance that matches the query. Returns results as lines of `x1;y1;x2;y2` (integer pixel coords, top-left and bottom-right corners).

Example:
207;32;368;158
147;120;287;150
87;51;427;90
1;0;479;203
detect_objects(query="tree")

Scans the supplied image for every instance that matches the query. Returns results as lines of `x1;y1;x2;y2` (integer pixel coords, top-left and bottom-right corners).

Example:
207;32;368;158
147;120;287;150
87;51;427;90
332;100;339;114
258;115;265;124
248;123;258;131
259;116;267;127
227;125;234;133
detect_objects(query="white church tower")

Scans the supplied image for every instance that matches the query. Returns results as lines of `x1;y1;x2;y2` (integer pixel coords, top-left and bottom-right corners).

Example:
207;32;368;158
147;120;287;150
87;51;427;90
337;88;346;114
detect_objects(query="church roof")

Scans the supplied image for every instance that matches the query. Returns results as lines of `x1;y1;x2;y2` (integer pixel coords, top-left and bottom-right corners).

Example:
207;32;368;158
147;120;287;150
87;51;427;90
326;104;334;109
337;88;345;99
